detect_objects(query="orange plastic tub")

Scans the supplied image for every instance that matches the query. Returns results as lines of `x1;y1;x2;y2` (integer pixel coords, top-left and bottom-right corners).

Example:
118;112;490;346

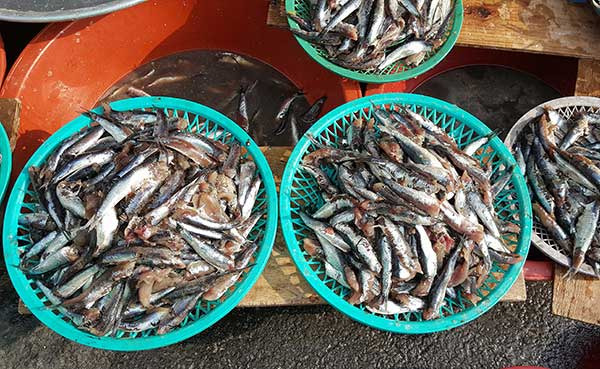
0;33;5;86
0;0;361;178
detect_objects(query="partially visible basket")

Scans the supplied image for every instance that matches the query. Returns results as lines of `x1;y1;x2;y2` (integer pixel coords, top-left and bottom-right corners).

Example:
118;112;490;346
505;96;600;277
280;93;532;333
0;121;11;202
3;96;278;350
285;0;464;84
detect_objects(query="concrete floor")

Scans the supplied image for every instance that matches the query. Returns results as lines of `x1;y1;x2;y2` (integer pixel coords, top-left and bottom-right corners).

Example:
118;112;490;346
0;66;599;368
1;275;598;369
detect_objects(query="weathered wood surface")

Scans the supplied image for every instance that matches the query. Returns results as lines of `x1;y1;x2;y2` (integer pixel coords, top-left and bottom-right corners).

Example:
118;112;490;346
552;266;600;326
269;0;600;60
0;98;21;150
575;59;600;97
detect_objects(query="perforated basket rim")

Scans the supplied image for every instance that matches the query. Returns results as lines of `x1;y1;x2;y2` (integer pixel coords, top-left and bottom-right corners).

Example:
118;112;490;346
3;96;278;351
284;0;464;84
280;93;533;334
504;96;600;277
0;121;11;203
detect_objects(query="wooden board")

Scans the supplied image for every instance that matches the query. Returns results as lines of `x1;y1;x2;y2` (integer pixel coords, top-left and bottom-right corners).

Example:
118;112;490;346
0;98;21;150
575;59;600;97
269;0;600;60
552;266;600;326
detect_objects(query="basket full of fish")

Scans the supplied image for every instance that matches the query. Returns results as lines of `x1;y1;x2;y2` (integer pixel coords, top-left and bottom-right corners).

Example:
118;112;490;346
280;93;531;333
3;97;278;350
505;96;600;278
284;0;463;83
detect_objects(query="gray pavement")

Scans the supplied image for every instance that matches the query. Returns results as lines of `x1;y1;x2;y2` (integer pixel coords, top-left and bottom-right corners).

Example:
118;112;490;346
0;274;598;369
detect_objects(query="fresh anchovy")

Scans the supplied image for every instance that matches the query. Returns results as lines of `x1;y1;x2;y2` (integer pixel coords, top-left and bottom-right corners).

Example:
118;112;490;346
413;225;437;296
466;189;501;238
526;153;555;214
312;196;354;218
241;175;261;220
19;211;54;230
571;201;600;274
64;126;105;157
532;203;571;252
56;181;86;219
84;111;130;143
156;293;202;335
378;41;431;71
300;96;327;125
423;241;462;320
238;161;256;206
180;228;234;271
27;246;79;275
300;212;351;252
301;164;339;196
560;116;589;150
24;231;59;259
334;223;381;272
119;307;170;332
321;0;363;35
378;235;392;304
273;92;304;135
55;265;103;298
52;150;114;184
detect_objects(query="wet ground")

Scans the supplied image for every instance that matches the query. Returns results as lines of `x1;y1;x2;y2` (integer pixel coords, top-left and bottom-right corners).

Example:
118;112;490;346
0;27;599;369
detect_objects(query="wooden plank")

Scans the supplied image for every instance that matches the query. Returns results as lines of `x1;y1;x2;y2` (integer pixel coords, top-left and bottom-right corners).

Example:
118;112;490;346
267;0;287;28
552;266;600;326
0;98;21;150
268;0;600;60
575;59;600;97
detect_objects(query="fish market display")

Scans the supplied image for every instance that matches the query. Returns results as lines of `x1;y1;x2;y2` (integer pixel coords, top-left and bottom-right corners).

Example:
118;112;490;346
298;107;522;319
19;107;264;336
288;0;455;71
512;109;600;277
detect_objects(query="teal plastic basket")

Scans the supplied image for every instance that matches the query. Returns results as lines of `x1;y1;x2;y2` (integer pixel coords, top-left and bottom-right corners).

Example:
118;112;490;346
280;93;532;333
0;122;12;203
285;0;464;84
3;97;278;350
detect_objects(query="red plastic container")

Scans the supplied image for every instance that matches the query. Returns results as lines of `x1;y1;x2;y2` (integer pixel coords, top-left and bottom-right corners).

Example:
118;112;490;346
0;0;361;178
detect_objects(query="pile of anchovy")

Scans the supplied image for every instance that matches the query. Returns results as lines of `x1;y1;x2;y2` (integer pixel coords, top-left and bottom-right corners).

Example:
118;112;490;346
288;0;454;71
513;109;600;277
298;107;521;319
19;108;262;336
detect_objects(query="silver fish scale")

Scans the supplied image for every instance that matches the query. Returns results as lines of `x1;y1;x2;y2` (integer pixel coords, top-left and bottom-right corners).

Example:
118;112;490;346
505;96;600;277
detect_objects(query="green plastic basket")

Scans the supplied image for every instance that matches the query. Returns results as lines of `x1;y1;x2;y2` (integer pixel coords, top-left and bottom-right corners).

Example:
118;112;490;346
280;93;532;333
285;0;464;84
3;97;278;350
0;121;12;203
